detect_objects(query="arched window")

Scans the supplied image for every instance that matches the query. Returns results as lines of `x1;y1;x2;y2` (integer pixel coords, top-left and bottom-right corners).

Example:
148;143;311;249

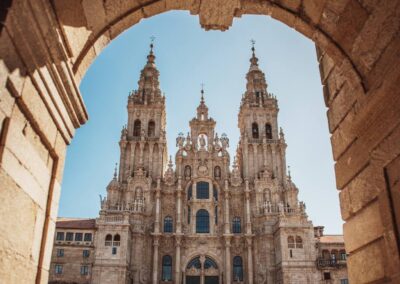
133;120;141;136
265;123;272;139
148;120;155;137
164;216;173;233
233;256;243;281
162;255;172;281
204;257;218;269
295;236;303;248
196;209;210;233
187;185;192;201
187;206;191;224
322;249;330;260
232;217;241;234
213;187;218;201
105;234;112;246
214;166;221;179
252;122;259;139
196;182;209;199
113;234;120;246
187;257;201;269
288;236;295;248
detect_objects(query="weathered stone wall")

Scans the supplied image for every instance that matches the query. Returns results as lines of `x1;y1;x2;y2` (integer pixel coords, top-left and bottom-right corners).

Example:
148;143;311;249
1;0;399;283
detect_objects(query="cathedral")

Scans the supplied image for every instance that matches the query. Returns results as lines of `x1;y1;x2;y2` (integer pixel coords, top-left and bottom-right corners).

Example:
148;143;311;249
49;43;348;284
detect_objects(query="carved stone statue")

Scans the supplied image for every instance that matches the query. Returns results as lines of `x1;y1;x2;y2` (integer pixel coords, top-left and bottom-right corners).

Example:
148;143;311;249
199;134;206;149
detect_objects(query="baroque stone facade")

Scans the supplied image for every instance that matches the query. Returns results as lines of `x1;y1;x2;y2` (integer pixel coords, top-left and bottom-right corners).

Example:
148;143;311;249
49;45;348;284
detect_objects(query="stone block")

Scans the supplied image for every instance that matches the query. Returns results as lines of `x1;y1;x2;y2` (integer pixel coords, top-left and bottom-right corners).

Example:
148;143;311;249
343;200;383;253
333;0;368;54
347;238;385;283
302;0;326;24
0;168;38;258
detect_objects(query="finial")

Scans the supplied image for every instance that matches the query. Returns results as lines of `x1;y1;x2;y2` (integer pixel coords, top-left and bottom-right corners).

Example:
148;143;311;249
113;163;118;179
200;83;205;103
250;39;256;55
150;36;155;52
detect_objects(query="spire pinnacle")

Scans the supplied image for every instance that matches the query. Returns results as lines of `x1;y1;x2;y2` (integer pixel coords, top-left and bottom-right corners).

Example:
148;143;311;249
251;39;256;56
147;36;156;63
200;83;205;104
113;163;118;180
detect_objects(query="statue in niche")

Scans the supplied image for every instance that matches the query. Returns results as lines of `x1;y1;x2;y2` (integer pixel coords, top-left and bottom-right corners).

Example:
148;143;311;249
214;166;221;179
184;165;191;180
199;134;206;149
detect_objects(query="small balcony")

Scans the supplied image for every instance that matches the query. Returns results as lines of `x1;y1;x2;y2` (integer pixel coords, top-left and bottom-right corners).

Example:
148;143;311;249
317;258;346;269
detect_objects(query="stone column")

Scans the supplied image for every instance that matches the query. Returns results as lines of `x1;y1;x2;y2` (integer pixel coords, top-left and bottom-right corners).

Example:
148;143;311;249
175;236;182;284
224;236;232;284
246;237;254;284
271;145;277;178
152;180;162;284
243;138;249;178
149;142;154;175
152;237;160;284
223;180;230;234
244;180;252;234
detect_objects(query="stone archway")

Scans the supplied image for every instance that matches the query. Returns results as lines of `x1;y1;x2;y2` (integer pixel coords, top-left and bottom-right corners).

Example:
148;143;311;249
0;1;399;283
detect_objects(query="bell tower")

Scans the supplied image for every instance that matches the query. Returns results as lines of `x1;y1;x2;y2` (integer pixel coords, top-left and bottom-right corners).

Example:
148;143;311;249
237;42;287;183
118;41;168;182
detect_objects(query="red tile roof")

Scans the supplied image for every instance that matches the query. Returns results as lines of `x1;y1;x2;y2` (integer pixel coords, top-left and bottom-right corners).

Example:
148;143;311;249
56;218;96;229
319;235;344;243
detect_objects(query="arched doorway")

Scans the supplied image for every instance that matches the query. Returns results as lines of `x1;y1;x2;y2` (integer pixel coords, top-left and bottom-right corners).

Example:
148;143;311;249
185;256;219;284
0;1;400;284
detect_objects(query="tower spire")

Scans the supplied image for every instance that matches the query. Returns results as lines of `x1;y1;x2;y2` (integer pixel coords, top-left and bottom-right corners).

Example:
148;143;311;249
147;36;156;64
200;83;205;104
249;39;259;71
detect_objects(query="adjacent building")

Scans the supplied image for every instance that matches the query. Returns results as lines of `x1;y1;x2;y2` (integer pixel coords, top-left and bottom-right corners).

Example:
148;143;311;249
49;44;348;284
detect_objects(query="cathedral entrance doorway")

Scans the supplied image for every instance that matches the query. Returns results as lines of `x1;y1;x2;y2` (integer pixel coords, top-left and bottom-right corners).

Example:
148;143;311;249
185;256;220;284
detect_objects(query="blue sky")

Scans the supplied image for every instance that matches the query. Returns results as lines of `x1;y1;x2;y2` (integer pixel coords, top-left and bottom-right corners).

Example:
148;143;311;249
59;11;343;234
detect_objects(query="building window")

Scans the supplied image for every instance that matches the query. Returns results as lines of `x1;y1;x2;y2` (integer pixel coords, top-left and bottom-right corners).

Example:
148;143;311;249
187;257;201;269
55;264;63;275
164;216;173;233
196;209;210;233
56;249;64;257
105;234;112;246
187;185;192;200
162;255;172;281
265;123;272;139
80;265;89;275
322;249;330;260
83;249;90;258
204;257;218;269
196;182;209;199
84;233;92;242
290;249;293;258
340;279;349;284
66;232;73;241
56;232;64;241
75;233;83;241
133;119;141;136
112;247;117;255
340;250;347;260
148;120;155;137
232;217;241;234
233;256;243;281
323;272;331;280
113;234;121;246
252;122;259;139
187;206;191;224
295;236;303;248
287;236;295;248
